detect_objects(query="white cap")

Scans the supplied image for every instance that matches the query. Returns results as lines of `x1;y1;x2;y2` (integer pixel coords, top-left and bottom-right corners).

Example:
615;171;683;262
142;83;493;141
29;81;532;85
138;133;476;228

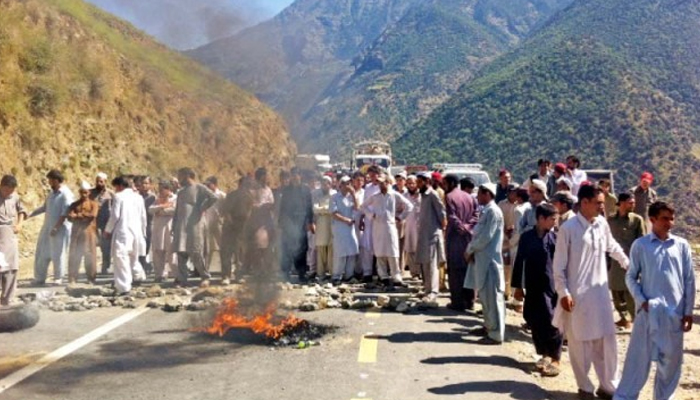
480;183;497;197
531;179;549;200
96;172;108;180
80;180;91;191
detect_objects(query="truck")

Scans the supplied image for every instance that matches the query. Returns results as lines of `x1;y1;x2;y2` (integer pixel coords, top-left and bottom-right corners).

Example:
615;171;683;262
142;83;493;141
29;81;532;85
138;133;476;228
295;154;333;173
352;141;392;172
432;163;491;185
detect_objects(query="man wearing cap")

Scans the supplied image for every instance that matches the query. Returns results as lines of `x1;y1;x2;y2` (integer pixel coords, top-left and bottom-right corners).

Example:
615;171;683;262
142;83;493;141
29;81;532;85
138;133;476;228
311;175;336;281
359;166;382;283
330;176;359;284
91;172;113;274
0;175;26;305
599;179;617;218
362;173;413;290
607;193;646;330
465;183;505;344
416;172;446;300
548;163;567;198
444;174;479;310
394;171;408;271
498;183;520;301
66;182;99;284
30;169;74;286
551;191;576;227
631;172;657;227
518;179;548;235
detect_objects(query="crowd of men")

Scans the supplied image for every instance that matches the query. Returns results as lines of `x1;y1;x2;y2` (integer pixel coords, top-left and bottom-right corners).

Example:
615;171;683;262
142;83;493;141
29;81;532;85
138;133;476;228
0;155;694;400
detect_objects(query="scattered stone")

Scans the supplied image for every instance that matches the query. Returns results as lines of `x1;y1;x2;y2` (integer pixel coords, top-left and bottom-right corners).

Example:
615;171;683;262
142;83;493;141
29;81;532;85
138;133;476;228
280;300;295;310
350;299;375;309
66;284;103;298
48;302;66;312
146;285;166;298
418;300;439;309
305;288;318;297
121;301;137;309
191;287;225;302
326;299;341;309
376;295;390;307
147;299;165;308
162;295;186;312
66;303;87;312
100;287;117;297
186;301;209;311
396;301;410;313
299;301;320;312
134;291;148;299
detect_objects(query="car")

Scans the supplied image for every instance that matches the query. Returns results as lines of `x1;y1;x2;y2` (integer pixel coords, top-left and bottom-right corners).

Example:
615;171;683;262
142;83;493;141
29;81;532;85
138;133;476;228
432;163;491;186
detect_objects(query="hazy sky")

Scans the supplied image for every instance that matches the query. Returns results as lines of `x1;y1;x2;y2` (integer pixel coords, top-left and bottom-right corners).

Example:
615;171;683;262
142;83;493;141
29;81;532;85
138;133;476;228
87;0;295;49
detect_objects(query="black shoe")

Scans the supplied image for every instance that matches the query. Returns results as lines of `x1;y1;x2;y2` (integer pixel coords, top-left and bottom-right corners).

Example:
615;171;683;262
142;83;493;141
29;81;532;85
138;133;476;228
446;303;466;312
577;390;595;400
594;389;613;400
467;326;488;337
476;337;502;345
362;276;373;284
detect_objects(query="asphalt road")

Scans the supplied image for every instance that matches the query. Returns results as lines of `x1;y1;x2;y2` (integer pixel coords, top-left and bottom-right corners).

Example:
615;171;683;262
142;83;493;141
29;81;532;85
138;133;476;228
0;289;548;400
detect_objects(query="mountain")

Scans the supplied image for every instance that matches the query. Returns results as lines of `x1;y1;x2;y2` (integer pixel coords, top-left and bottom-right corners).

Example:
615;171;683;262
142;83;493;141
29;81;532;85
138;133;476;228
0;0;294;211
395;0;700;235
189;0;571;156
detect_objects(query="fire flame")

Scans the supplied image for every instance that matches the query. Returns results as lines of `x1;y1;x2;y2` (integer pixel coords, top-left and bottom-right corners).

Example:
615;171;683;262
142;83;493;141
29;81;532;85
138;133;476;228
202;298;306;339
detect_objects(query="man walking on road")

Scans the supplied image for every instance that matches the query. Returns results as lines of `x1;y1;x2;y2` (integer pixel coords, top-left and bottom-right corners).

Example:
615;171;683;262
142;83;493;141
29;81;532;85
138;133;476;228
464;183;505;345
105;176;147;294
0;175;26;305
444;174;478;311
415;172;446;301
614;202;695;400
172;168;219;288
552;185;629;400
30;169;74;286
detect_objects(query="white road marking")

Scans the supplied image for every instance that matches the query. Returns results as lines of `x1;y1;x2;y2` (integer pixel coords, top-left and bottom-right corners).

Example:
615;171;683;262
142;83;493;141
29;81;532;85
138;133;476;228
0;307;150;394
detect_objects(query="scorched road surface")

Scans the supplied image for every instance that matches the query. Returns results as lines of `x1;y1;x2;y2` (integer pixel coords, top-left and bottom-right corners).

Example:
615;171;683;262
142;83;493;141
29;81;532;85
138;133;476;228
0;303;548;400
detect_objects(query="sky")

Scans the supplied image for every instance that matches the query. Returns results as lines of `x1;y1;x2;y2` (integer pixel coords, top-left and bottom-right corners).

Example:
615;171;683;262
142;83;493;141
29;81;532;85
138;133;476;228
87;0;295;50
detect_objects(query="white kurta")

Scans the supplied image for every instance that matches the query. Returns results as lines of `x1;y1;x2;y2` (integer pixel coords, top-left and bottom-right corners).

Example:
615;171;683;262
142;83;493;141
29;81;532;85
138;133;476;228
402;192;421;253
106;188;147;292
31;185;74;282
360;184;380;250
330;192;359;258
362;189;412;258
313;189;336;247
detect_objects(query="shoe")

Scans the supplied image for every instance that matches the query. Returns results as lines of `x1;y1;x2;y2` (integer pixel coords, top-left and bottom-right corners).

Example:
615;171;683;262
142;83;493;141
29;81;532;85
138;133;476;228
541;362;561;377
467;326;488;337
53;279;63;286
615;319;632;330
577;389;595;400
362;276;373;284
425;292;438;302
446;303;466;312
476;337;502;345
332;279;342;286
595;389;613;400
535;357;551;371
200;280;211;288
221;278;230;286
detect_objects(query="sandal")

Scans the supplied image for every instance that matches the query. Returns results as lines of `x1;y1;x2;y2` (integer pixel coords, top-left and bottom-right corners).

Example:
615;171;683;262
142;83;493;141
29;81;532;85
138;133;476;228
535;357;551;370
541;363;561;377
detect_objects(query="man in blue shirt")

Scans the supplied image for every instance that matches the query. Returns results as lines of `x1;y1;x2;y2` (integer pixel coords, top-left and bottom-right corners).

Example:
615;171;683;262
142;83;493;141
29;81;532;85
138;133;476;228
614;202;695;400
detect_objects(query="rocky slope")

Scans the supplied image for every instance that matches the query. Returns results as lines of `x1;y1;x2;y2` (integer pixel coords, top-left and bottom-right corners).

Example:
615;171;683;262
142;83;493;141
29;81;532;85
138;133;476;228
395;0;700;236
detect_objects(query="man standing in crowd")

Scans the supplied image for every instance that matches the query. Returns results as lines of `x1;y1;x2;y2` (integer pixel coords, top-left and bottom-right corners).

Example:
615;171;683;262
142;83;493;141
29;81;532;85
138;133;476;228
519;179;548;235
362;173;413;291
444;174;478;311
0;175;26;305
566;155;587;196
465;183;505;345
548;163;567;198
135;176;156;275
607;193;646;330
330;176;359;285
66;182;99;285
149;180;177;283
105;176;147;294
498;183;519;301
30;169;74;286
551;191;576;226
172;168;218;288
553;185;629;400
632;172;657;227
359;166;381;283
403;175;422;280
91;172;113;274
614;202;695;400
512;203;562;377
246;168;276;277
599;179;617;217
204;176;226;273
311;176;335;281
495;169;512;204
279;168;313;282
415;173;446;301
221;177;253;283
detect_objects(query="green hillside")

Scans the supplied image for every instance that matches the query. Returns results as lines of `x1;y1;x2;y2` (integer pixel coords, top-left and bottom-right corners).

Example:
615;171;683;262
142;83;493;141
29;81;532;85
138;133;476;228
395;0;700;235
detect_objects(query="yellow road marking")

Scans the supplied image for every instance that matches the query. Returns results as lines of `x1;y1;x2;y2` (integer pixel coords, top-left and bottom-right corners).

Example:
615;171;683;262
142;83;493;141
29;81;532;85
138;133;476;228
365;310;381;319
358;333;378;363
351;398;373;400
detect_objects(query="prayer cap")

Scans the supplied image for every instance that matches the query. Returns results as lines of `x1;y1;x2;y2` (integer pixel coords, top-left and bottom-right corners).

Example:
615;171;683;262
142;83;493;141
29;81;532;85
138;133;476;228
556;177;573;190
531;179;549;199
80;181;91;191
480;183;497;197
96;172;108;180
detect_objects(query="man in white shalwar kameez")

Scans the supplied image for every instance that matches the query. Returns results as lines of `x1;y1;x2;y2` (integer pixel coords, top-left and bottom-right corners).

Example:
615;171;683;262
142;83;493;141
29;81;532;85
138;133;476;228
105;176;147;294
330;176;359;284
359;166;381;282
362;173;413;290
614;202;695;400
30;170;74;285
553;185;629;399
464;183;505;344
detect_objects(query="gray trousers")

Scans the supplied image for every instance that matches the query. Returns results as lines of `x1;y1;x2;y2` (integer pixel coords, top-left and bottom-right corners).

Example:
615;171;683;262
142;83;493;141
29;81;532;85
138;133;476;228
480;266;506;342
417;244;439;295
1;270;17;306
177;251;211;284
